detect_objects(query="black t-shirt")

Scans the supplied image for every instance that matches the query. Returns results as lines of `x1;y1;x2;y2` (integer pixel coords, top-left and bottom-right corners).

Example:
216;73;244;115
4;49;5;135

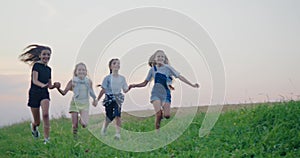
30;62;51;92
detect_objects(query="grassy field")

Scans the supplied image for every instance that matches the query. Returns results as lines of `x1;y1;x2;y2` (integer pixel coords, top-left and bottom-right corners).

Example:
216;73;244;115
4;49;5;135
0;101;299;157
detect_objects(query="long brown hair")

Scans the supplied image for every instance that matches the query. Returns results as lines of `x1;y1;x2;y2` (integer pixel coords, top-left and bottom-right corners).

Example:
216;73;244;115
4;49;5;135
19;44;51;65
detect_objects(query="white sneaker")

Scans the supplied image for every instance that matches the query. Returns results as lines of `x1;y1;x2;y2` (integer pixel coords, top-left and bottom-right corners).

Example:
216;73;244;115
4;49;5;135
43;138;50;144
114;133;120;140
30;123;40;139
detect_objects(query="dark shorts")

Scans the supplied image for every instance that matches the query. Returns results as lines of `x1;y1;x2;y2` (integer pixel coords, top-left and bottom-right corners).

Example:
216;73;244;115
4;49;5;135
28;89;50;108
104;101;121;122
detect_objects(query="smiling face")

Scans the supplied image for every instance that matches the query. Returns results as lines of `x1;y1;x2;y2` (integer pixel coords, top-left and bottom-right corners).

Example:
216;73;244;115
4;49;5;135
154;51;166;65
75;64;87;79
39;49;51;64
110;59;120;72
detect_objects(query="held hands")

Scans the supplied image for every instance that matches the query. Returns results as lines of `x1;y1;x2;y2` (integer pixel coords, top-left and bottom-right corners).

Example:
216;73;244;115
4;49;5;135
53;82;61;89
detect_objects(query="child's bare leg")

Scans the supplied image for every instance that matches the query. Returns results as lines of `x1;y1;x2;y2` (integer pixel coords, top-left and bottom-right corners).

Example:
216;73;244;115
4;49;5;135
115;116;121;134
103;115;112;130
102;103;114;135
101;117;111;136
152;100;162;130
30;108;40;130
103;118;110;128
79;110;89;128
41;99;50;139
71;112;79;134
163;103;171;119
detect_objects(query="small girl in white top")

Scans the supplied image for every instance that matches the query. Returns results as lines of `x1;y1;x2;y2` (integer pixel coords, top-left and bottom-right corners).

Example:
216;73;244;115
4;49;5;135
56;62;97;136
95;58;130;140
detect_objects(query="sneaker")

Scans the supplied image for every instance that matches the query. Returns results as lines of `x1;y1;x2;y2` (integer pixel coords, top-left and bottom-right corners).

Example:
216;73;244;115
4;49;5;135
43;138;50;144
30;123;40;139
114;133;121;140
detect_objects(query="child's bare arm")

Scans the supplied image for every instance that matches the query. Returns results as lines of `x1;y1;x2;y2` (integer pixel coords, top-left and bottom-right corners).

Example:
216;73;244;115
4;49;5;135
48;79;60;89
129;80;149;89
178;75;199;88
123;88;130;93
57;80;72;96
97;88;105;101
89;79;97;100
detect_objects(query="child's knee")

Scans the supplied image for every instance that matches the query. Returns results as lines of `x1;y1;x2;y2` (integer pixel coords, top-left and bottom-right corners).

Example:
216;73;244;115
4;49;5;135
43;113;49;119
156;110;162;116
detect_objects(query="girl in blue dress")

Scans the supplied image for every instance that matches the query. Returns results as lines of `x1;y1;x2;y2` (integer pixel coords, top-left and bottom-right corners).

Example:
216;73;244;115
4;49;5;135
130;50;199;131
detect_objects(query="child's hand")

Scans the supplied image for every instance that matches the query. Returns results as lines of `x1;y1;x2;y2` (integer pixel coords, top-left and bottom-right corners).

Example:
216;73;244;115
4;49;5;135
92;100;98;107
193;83;200;88
41;83;48;88
54;82;61;89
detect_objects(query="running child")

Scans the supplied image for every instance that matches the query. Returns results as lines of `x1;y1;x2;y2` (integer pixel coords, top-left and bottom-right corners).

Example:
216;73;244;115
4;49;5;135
129;50;199;132
19;44;60;144
56;62;97;137
95;58;130;140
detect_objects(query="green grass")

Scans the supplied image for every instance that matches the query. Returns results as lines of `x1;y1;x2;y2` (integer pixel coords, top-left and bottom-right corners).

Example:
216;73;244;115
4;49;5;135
1;101;300;157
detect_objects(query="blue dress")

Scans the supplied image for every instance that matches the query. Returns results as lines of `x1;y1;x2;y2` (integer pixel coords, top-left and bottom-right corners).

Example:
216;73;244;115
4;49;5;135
151;66;171;103
146;65;180;103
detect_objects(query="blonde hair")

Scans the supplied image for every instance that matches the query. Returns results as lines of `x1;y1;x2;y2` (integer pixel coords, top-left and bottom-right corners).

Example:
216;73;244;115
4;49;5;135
73;62;87;77
148;50;170;67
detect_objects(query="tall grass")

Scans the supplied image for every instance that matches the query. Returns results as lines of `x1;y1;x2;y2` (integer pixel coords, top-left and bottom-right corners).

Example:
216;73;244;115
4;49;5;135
0;101;299;157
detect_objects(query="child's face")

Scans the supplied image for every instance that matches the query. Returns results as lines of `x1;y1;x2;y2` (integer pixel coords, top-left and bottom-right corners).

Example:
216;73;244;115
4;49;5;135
75;65;87;78
39;50;51;64
110;60;120;71
155;51;165;65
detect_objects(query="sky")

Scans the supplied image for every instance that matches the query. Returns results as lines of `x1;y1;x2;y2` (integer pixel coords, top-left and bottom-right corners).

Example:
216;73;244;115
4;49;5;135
0;0;300;126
